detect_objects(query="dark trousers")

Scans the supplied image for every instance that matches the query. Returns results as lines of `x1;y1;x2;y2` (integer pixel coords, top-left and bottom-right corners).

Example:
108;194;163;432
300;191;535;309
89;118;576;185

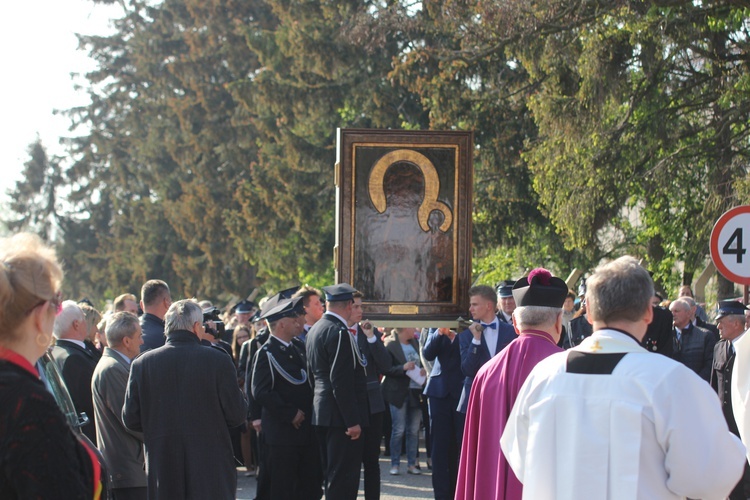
420;396;431;460
267;442;323;500
315;426;364;500
255;430;270;500
362;411;384;500
112;487;147;500
428;395;464;500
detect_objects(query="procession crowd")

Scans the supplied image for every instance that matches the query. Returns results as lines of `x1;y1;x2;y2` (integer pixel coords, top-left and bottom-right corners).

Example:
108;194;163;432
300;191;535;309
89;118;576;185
2;231;750;499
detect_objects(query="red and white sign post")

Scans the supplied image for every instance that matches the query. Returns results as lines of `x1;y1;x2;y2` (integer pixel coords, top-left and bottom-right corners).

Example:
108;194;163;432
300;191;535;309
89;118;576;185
710;205;750;303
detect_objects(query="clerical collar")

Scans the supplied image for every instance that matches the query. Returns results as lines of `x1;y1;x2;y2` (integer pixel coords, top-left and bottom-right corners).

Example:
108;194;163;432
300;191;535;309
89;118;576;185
597;327;640;345
271;334;291;347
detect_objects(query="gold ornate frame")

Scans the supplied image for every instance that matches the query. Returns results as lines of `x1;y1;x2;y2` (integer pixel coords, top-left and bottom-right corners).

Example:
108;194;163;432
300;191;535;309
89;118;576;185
335;129;473;324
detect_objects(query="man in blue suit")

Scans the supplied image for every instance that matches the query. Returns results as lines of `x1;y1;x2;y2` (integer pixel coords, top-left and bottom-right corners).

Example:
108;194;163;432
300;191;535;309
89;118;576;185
458;285;516;413
423;327;464;500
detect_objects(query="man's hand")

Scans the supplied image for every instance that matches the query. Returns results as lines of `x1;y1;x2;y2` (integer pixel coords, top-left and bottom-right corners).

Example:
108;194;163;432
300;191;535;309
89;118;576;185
252;419;262;433
469;323;483;341
292;410;305;429
403;361;416;371
361;320;375;338
437;327;456;340
345;425;362;440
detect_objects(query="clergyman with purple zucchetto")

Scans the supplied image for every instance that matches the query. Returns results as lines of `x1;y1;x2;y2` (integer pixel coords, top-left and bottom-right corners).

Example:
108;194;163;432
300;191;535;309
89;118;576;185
455;268;568;500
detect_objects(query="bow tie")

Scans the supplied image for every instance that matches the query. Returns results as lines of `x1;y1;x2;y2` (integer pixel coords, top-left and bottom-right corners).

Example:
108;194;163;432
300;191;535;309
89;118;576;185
481;321;497;330
348;327;357;336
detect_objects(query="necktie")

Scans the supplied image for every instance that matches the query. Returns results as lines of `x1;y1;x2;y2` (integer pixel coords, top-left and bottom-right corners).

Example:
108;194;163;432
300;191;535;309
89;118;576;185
481;321;497;330
349;327;357;337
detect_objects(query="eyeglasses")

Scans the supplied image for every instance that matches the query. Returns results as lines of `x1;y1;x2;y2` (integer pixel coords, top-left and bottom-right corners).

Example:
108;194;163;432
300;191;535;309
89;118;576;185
49;291;63;315
27;290;63;316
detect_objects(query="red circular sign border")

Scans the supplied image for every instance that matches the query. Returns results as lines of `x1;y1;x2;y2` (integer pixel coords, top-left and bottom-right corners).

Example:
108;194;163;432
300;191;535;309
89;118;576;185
710;205;750;286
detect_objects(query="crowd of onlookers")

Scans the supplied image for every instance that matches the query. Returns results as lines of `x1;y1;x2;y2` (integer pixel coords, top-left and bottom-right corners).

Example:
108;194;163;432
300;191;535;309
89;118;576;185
3;229;750;499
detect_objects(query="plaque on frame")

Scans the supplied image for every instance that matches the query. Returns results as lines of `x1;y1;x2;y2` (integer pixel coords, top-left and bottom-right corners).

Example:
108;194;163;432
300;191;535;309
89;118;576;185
335;129;473;323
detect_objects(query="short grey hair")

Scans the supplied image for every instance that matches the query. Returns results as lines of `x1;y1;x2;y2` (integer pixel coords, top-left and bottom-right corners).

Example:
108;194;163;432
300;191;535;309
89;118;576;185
164;299;202;334
669;298;691;312
586;256;654;323
679;296;696;309
105;311;140;346
722;314;746;326
53;300;85;338
513;305;562;328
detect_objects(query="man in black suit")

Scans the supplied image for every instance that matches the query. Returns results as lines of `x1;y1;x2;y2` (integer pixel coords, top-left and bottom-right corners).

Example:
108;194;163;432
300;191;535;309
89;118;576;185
458;285;516;413
422;326;464;500
51;300;99;444
350;291;392;499
670;298;716;381
122;299;247;499
682;296;720;341
245;287;299;500
711;300;750;500
640;294;675;356
306;283;369;500
138;279;172;352
251;296;322;500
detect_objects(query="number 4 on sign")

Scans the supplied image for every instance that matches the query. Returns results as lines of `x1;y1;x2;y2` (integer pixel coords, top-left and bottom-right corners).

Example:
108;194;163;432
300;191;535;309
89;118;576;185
710;206;750;286
723;228;746;264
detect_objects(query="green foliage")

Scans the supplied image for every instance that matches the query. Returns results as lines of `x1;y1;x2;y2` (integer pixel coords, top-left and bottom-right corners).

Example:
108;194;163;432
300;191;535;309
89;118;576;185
7;0;750;306
5;139;63;241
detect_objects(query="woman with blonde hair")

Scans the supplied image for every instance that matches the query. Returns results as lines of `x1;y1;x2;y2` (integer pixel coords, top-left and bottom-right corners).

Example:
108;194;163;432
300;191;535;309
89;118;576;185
79;302;103;357
0;233;101;499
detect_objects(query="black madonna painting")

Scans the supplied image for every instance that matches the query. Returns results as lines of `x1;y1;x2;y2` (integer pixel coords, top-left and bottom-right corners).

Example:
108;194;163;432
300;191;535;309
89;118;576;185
335;129;473;322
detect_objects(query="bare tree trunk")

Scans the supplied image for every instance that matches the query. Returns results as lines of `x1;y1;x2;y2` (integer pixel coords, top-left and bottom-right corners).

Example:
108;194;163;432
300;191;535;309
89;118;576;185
717;274;737;301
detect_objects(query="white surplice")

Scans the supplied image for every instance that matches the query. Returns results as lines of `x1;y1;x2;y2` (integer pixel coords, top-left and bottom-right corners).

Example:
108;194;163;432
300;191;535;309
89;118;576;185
501;329;745;500
732;330;750;463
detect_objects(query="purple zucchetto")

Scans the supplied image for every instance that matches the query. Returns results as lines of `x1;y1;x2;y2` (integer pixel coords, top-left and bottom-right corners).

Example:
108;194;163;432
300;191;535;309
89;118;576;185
512;268;568;308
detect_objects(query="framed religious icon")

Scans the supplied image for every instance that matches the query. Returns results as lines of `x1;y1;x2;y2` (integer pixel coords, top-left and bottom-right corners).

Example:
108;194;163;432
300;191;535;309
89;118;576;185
335;128;473;324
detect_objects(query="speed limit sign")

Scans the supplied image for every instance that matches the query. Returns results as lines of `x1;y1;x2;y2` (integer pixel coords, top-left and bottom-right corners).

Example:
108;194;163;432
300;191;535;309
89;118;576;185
710;205;750;285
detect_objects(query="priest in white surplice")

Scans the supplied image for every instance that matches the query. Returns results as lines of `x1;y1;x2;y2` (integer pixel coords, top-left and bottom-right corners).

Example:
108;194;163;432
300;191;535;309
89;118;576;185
501;256;745;500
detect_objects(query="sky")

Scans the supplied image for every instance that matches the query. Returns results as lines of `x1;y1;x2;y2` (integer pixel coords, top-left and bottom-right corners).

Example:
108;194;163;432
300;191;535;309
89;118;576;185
0;0;120;203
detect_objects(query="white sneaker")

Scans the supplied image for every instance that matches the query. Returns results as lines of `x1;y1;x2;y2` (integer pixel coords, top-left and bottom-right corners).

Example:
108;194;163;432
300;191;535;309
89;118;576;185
389;466;399;475
407;465;421;475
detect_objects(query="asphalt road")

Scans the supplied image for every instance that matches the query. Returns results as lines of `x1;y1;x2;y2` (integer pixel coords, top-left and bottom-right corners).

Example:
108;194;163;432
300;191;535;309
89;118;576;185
236;438;435;499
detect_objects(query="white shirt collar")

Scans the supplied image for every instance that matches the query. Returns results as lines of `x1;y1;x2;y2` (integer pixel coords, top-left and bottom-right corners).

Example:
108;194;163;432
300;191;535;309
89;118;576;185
271;334;291;347
325;311;349;327
112;348;132;365
60;338;87;350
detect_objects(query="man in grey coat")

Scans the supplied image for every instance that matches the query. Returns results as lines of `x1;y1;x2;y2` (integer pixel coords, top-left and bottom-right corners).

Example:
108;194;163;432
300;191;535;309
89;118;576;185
91;312;147;500
123;299;248;499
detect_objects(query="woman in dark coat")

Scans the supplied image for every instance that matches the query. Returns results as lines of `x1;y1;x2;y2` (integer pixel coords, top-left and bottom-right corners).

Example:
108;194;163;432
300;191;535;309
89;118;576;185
381;327;426;476
0;233;101;499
